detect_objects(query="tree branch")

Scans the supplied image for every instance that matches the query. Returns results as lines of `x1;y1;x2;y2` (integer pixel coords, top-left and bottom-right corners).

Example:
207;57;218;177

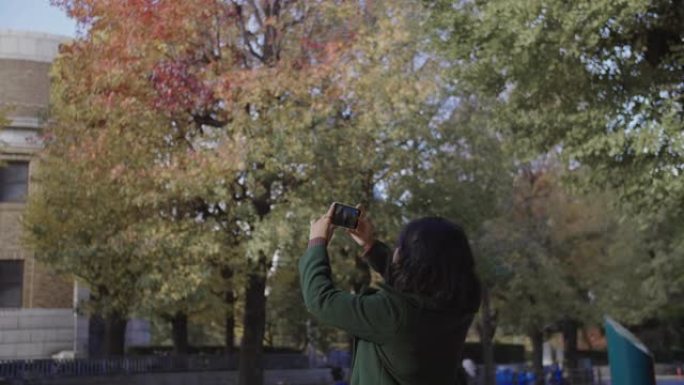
192;113;227;128
247;0;265;28
234;2;265;63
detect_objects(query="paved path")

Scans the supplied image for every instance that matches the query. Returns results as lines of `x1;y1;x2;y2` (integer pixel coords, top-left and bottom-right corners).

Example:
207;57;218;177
658;377;684;385
601;376;683;385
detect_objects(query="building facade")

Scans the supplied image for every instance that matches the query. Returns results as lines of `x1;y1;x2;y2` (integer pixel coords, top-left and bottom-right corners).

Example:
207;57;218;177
0;29;74;309
0;29;76;360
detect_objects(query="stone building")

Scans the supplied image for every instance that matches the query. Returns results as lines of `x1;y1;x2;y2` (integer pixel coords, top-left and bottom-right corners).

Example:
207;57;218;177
0;29;75;360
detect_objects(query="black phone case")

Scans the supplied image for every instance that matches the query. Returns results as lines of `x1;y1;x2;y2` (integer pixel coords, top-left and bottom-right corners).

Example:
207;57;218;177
331;203;360;229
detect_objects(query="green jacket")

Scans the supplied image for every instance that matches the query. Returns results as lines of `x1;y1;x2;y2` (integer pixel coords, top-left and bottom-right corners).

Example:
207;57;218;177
299;239;475;385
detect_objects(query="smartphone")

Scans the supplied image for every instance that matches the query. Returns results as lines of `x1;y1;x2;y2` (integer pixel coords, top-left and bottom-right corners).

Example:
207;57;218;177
331;202;360;229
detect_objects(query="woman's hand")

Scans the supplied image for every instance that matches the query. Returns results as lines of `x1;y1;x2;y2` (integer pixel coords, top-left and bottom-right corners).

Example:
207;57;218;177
309;204;335;244
347;204;375;250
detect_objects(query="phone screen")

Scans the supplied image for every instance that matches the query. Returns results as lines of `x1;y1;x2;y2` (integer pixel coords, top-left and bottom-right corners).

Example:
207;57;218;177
331;203;360;229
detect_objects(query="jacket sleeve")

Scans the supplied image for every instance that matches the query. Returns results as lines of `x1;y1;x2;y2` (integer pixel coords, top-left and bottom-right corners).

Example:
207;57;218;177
299;241;401;344
363;241;393;280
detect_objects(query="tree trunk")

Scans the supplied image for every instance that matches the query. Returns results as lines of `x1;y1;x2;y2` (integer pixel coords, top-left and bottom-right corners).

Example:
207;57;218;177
103;314;127;356
171;311;189;355
88;314;106;358
238;255;269;385
562;318;579;383
530;329;544;385
225;290;236;354
480;287;496;385
222;267;236;355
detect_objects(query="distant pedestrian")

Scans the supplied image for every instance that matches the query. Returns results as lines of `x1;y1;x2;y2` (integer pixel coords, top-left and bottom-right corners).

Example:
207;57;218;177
301;205;482;385
462;358;477;378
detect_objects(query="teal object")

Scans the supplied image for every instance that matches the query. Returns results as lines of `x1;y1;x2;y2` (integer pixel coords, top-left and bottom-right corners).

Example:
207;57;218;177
605;317;656;385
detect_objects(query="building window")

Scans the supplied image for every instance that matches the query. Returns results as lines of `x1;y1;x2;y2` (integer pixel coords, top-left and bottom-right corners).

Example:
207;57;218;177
0;161;29;202
0;260;23;308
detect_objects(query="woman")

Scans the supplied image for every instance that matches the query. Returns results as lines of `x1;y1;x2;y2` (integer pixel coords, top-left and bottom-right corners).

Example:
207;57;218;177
300;205;481;385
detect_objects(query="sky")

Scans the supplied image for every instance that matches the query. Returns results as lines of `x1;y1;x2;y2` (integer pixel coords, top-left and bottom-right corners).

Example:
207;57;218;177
0;0;77;37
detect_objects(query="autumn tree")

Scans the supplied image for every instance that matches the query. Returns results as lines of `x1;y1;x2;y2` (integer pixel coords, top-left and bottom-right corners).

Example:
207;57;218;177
26;1;446;383
429;0;683;212
477;165;655;382
29;0;361;362
429;0;684;311
427;0;684;373
479;169;581;383
24;3;534;384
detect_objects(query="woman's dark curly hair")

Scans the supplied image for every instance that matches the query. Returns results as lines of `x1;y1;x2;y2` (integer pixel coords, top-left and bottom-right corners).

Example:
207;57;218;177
390;217;481;313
